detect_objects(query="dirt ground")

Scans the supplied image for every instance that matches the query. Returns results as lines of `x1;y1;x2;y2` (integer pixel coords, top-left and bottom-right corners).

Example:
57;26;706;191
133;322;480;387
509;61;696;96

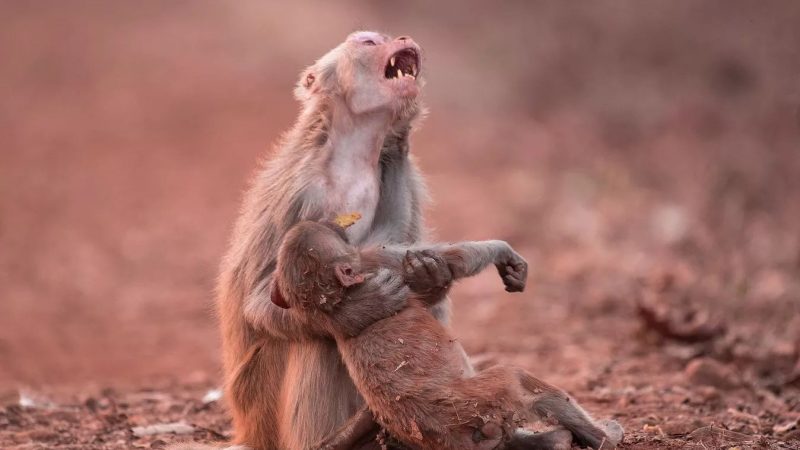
2;2;800;449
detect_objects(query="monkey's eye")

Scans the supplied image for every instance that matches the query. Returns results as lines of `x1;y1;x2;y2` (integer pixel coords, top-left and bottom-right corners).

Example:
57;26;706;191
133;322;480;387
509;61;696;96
361;39;376;46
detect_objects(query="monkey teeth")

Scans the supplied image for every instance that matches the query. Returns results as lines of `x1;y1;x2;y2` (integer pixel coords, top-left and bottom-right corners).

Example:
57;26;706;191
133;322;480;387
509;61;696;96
385;47;420;80
391;59;415;79
393;68;416;80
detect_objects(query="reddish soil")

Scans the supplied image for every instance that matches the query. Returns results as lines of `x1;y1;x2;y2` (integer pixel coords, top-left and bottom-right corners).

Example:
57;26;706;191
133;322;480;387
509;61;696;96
2;2;799;449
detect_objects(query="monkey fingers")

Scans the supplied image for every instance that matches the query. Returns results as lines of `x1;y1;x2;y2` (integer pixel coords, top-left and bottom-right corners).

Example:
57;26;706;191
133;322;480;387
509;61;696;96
502;271;526;293
335;268;411;336
353;268;410;312
418;249;453;288
403;249;453;296
506;256;528;280
497;264;524;292
496;250;528;293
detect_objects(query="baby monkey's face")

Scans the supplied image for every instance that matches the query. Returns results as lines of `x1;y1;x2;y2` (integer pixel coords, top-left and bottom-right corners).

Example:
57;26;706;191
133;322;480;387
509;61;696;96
273;221;364;311
296;31;423;117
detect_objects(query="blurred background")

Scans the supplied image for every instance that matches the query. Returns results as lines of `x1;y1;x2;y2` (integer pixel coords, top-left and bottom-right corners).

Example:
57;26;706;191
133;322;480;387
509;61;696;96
1;1;800;446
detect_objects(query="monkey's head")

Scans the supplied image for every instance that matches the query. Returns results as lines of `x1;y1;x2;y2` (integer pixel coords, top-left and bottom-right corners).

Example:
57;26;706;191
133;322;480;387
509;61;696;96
295;31;423;119
273;221;365;312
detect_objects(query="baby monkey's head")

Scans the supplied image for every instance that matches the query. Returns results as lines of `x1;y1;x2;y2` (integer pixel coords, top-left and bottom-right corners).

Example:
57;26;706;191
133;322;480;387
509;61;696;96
295;31;423;118
273;221;365;312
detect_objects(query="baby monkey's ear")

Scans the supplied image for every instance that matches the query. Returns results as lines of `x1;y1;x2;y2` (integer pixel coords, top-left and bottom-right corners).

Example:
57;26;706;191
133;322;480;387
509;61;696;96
334;262;365;287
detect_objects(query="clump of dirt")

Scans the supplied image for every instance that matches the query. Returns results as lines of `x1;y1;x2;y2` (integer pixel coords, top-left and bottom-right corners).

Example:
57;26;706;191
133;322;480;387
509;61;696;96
0;383;229;449
1;377;799;449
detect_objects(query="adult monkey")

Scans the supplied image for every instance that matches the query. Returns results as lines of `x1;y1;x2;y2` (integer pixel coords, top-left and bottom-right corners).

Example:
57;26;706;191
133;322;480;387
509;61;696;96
216;32;459;450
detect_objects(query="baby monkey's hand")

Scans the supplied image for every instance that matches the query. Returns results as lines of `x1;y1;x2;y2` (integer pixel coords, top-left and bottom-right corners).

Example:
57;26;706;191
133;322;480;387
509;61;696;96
494;243;528;292
403;249;453;299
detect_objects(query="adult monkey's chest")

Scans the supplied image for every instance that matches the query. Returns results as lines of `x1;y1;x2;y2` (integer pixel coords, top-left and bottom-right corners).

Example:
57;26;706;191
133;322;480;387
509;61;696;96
324;159;382;244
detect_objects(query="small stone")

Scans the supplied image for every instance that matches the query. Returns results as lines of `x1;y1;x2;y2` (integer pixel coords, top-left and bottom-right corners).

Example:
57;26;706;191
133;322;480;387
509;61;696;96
642;424;664;435
201;389;222;404
131;422;195;437
684;358;741;390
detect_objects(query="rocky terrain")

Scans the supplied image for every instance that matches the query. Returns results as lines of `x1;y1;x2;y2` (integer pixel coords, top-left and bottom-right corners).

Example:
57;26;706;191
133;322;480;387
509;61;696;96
2;2;799;448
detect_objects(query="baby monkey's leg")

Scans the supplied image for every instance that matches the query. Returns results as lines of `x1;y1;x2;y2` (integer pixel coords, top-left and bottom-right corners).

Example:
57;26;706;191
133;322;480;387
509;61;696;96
465;366;622;449
451;366;576;450
516;371;623;449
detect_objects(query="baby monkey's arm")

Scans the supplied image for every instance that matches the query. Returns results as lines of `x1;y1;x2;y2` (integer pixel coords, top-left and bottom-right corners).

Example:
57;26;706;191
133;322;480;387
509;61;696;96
364;240;529;295
424;240;528;292
329;241;527;338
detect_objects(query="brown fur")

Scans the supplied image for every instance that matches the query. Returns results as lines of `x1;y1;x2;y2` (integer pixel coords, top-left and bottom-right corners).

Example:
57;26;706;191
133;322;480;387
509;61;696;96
215;32;463;450
276;221;624;450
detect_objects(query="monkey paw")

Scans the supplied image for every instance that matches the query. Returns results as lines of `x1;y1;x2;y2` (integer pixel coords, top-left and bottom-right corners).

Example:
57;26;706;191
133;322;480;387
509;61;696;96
403;249;453;297
497;250;528;293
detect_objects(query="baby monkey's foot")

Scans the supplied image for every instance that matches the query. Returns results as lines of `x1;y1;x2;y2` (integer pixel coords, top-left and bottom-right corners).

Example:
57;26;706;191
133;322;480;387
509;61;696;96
596;419;624;449
507;428;572;450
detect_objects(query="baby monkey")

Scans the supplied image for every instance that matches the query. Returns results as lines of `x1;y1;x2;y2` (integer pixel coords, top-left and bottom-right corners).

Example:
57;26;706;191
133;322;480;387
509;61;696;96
272;220;623;450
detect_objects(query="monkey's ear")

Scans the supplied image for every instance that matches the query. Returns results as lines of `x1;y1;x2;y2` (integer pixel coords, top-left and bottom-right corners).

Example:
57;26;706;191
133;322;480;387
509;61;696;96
304;72;316;89
334;263;365;287
294;49;338;103
294;68;317;103
271;283;290;309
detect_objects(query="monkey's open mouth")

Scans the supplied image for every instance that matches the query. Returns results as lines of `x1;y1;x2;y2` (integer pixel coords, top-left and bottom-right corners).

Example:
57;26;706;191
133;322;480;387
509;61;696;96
385;48;419;79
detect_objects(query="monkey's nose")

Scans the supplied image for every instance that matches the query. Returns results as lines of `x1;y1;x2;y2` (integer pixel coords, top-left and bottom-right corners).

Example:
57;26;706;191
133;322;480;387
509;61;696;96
396;36;411;41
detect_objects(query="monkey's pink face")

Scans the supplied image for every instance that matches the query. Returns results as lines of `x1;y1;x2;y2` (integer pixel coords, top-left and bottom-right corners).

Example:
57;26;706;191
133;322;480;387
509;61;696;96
346;31;421;105
297;31;423;116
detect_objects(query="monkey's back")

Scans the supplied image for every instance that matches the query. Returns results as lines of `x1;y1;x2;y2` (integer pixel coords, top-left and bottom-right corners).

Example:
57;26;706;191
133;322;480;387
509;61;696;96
337;302;521;450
